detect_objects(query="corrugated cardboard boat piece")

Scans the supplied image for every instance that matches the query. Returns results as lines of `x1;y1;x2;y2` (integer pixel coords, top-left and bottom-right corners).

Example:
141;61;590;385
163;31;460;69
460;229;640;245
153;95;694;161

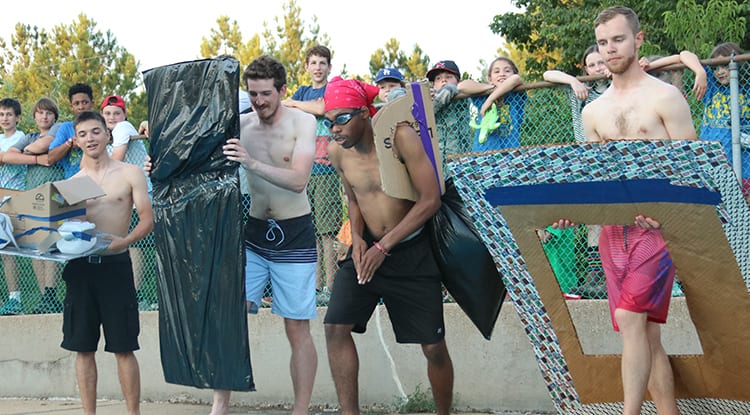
372;81;445;200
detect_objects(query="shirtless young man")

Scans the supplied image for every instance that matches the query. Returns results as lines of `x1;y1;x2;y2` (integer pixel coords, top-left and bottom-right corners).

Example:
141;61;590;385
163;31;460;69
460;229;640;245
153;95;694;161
321;78;454;415
556;6;696;415
221;55;318;415
62;110;153;415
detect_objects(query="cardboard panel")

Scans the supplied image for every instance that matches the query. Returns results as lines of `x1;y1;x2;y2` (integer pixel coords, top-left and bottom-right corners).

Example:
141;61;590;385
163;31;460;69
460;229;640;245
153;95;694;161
372;81;445;201
52;176;105;205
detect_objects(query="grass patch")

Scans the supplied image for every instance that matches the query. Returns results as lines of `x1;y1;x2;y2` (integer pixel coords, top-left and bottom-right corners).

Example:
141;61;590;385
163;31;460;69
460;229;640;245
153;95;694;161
395;384;436;413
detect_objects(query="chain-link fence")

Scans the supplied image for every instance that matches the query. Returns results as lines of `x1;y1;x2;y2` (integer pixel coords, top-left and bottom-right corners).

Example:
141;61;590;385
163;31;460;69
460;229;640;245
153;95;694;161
1;55;748;315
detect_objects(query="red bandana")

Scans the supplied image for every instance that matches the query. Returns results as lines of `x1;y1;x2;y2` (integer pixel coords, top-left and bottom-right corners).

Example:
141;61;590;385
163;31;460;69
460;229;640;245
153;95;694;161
324;76;379;116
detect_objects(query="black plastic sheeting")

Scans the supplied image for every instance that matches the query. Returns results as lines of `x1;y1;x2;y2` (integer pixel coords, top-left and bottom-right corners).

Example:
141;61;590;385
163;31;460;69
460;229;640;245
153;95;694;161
428;177;507;340
143;57;254;391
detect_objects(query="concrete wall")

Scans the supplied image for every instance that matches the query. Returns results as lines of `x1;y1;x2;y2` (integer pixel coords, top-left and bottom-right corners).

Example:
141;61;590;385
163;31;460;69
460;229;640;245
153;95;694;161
0;299;701;413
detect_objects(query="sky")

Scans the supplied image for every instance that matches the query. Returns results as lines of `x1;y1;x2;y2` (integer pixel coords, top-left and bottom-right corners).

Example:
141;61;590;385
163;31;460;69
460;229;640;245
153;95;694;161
0;0;520;80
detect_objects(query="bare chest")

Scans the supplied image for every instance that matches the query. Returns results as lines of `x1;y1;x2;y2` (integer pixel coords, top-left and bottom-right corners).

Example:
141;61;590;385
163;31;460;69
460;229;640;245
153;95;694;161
341;156;382;197
596;101;666;140
242;129;296;167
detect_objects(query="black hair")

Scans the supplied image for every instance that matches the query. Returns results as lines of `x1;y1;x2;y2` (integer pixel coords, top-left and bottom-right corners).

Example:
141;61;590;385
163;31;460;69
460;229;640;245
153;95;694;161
68;83;93;102
0;98;21;116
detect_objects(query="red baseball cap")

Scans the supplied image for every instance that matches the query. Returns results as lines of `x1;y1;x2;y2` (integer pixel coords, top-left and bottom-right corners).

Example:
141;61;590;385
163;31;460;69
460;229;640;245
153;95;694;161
101;95;126;113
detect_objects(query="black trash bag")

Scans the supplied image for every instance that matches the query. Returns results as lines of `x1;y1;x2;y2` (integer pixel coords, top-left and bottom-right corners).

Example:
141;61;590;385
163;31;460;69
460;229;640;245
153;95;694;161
428;177;506;340
143;56;254;391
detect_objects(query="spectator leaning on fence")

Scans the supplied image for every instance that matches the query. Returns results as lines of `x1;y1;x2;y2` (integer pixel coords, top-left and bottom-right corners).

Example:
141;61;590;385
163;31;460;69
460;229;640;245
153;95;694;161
458;57;527;152
639;50;707;101
0;98;25;316
282;45;343;304
7;97;63;183
543;45;611;143
47;83;94;179
375;67;407;103
101;95;150;168
101;94;155;311
4;97;65;314
0;98;27;190
426;60;472;163
697;42;750;198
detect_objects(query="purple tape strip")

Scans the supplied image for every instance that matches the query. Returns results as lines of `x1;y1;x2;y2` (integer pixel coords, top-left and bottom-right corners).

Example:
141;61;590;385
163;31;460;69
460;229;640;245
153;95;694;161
410;82;441;189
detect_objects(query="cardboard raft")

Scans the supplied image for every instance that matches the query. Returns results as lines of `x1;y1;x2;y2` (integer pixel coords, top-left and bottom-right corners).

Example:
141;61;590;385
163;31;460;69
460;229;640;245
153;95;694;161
372;81;445;200
448;140;750;412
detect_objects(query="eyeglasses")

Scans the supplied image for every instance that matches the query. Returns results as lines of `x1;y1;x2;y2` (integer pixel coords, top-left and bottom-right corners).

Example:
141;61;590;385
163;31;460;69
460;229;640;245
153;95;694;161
323;109;362;129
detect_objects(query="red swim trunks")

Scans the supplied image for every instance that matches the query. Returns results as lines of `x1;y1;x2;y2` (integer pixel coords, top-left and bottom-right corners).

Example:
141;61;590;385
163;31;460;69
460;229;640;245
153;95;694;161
598;225;675;332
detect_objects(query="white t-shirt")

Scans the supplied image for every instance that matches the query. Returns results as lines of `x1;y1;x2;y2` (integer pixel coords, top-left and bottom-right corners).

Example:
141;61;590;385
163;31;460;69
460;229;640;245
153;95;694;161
0;131;27;190
0;130;24;151
108;121;152;193
111;121;139;147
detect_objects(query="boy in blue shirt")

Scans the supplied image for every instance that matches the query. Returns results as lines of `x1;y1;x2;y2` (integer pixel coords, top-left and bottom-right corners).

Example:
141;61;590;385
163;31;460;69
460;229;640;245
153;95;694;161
283;45;342;303
47;83;95;179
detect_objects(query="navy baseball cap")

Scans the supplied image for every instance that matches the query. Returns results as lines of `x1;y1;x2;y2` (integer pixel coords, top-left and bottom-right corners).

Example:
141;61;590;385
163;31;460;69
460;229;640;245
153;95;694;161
426;60;460;81
375;67;404;83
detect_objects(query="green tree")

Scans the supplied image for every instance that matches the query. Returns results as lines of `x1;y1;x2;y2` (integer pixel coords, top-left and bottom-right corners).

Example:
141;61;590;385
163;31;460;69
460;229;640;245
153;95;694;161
199;16;264;78
742;5;750;52
200;0;330;96
492;40;560;82
663;0;746;58
368;38;430;82
263;0;330;95
369;38;407;79
0;14;143;131
490;0;694;77
402;45;430;82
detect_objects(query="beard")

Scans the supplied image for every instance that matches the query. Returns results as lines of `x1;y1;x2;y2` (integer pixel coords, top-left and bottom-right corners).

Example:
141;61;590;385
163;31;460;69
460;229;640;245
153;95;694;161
255;102;279;122
605;53;635;75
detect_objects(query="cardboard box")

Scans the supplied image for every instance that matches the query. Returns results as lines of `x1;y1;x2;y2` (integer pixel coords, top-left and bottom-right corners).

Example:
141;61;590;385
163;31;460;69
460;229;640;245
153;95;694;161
0;176;105;248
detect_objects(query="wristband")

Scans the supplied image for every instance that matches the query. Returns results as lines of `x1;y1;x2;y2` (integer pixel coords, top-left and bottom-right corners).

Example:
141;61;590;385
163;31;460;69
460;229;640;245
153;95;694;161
373;241;390;257
34;155;38;165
